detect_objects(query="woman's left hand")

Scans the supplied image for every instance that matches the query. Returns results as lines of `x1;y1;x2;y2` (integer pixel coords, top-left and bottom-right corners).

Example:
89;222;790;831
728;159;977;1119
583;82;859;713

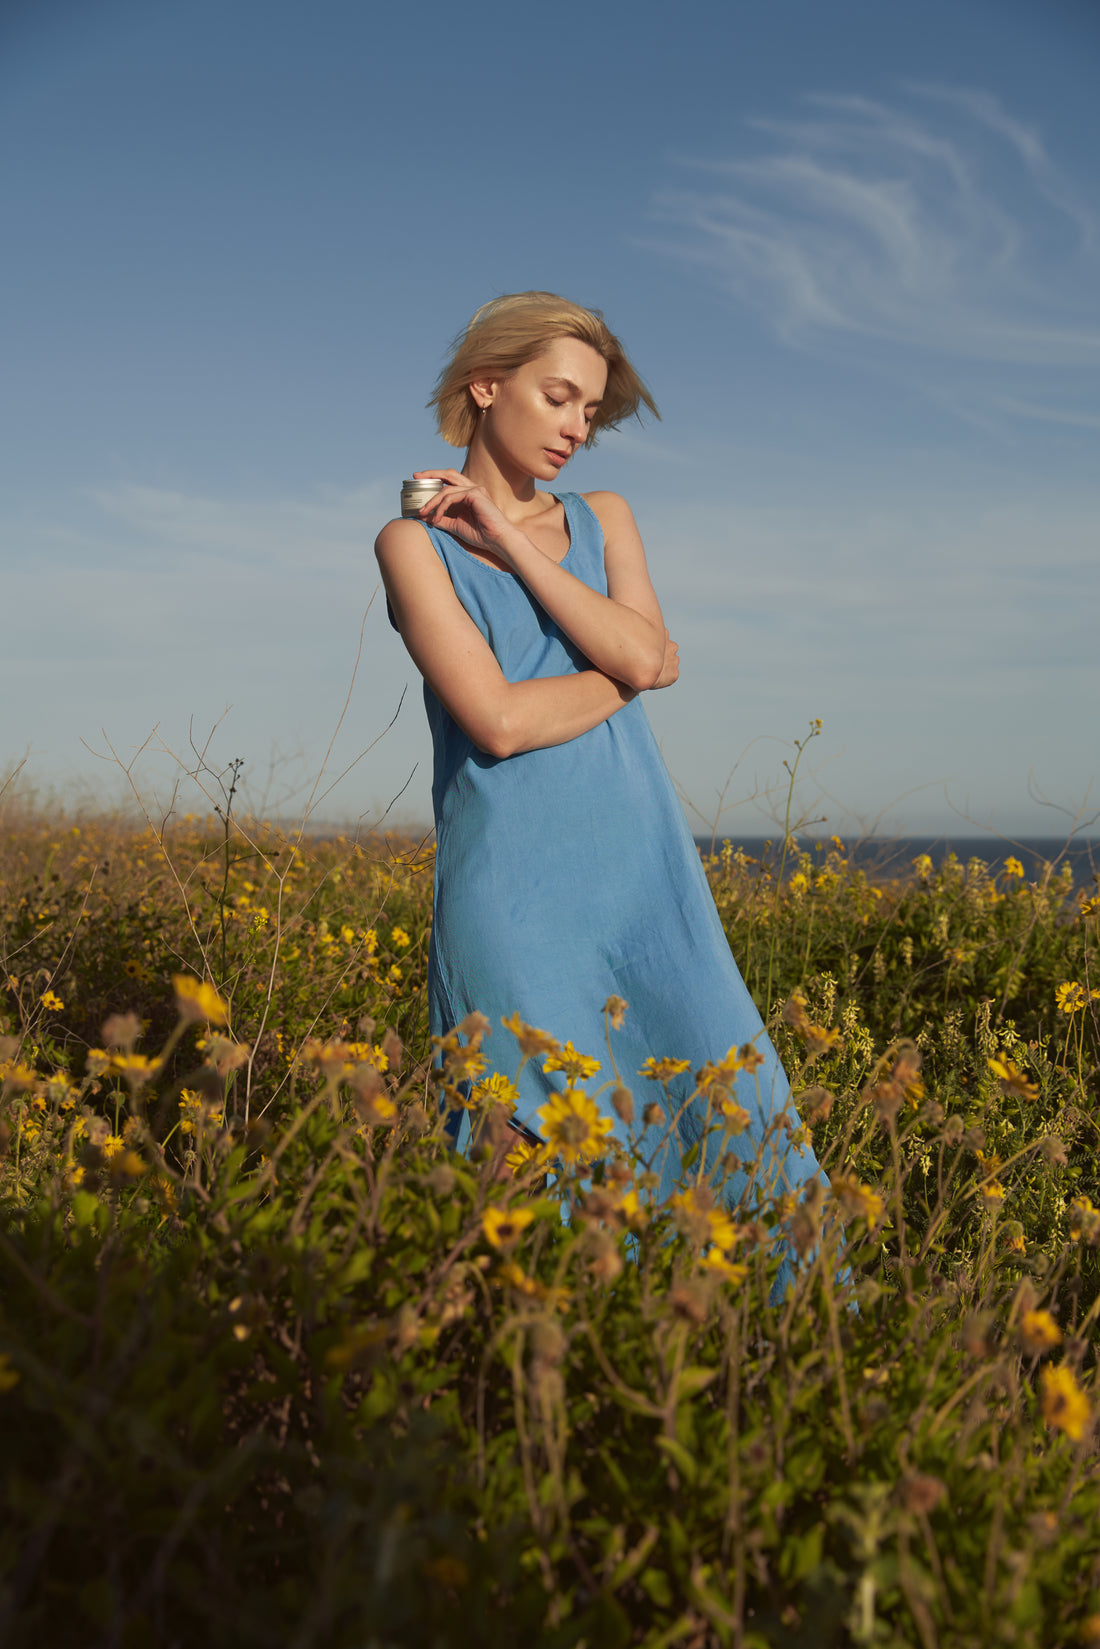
649;628;680;690
412;469;519;564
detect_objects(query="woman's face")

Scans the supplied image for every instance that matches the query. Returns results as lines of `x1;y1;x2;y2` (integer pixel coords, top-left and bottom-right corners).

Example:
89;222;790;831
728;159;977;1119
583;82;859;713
472;337;608;481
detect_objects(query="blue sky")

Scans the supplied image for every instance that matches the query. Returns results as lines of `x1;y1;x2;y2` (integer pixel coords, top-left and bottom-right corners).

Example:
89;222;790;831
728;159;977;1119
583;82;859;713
3;0;1098;840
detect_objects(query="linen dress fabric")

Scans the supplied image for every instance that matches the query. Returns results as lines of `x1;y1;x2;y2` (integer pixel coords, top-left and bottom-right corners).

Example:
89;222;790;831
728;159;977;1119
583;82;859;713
410;491;824;1219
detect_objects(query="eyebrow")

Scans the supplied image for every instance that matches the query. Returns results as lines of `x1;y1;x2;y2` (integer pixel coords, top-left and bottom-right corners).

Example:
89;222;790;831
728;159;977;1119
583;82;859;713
543;375;603;406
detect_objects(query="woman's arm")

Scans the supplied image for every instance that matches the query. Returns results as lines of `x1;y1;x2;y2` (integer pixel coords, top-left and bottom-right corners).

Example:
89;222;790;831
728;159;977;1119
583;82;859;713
415;474;671;691
375;518;637;759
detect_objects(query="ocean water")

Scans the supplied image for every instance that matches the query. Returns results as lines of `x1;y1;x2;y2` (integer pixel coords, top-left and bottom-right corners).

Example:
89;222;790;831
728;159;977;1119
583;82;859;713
693;835;1100;889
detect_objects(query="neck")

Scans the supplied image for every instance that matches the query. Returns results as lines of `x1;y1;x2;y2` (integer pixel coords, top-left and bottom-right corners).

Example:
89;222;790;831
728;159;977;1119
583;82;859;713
461;434;548;523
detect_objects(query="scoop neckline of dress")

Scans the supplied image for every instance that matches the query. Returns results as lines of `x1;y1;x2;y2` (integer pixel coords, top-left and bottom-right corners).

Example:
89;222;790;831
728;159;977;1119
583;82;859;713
441;491;577;578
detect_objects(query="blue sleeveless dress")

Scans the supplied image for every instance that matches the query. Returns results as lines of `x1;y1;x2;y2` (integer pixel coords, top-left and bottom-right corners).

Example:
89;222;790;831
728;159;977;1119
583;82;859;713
417;492;823;1213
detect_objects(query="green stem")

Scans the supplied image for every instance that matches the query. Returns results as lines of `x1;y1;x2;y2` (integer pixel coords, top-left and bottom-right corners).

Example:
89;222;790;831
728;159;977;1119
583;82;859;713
763;721;820;1019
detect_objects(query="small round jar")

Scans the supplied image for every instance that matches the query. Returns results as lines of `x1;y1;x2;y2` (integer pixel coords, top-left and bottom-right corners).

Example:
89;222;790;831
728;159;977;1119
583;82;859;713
400;477;445;518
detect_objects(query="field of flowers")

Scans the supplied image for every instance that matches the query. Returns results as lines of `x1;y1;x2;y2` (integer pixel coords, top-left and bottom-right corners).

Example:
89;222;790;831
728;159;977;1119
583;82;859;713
1;788;1098;1647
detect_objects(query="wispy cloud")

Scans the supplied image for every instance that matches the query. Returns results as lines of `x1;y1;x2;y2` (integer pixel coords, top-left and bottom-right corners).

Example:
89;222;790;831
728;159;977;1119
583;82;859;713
988;395;1100;431
651;87;1100;370
89;480;393;574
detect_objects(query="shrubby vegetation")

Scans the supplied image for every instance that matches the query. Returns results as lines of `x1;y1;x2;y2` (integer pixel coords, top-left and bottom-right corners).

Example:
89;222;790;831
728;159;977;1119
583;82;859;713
1;782;1098;1647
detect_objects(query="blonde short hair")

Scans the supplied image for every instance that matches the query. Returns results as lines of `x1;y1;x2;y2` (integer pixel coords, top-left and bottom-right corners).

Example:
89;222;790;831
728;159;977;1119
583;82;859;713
429;290;659;450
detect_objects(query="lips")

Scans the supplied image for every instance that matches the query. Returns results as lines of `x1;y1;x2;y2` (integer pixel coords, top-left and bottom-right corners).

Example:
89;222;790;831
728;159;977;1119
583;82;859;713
545;449;571;467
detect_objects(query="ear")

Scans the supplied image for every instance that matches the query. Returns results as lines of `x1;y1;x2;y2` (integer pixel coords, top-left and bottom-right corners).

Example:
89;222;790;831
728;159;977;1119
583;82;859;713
467;376;497;412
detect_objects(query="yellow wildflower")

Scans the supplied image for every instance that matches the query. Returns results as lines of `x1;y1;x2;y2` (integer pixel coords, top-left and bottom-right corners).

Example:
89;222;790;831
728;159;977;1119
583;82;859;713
782;989;809;1031
390;926;411;949
344;1042;390;1073
501;1013;561;1060
482;1205;535;1250
102;1133;125;1160
470;1071;519;1110
537;1087;614;1165
618;1188;649;1230
496;1262;570;1311
498;1260;542;1297
1003;857;1025;880
717;1096;751;1132
39;990;64;1012
1040;1364;1091;1442
830;1175;885;1225
639;1055;692;1083
801;1023;842;1058
988;1055;1039;1102
173;974;229;1027
178;1090;224;1135
670;1187;738;1251
152;1174;178;1210
696;1045;751;1092
437;1036;486;1082
702;1250;748;1285
1020;1309;1062;1355
355;1091;397;1128
707;1206;739;1252
737;1041;766;1074
0;1061;36;1093
912;854;934;879
1055;981;1099;1015
504;1135;546;1174
111;1053;161;1086
49;1076;79;1108
542;1041;601;1082
1081;895;1100;919
980;1179;1007;1210
1068;1196;1100;1244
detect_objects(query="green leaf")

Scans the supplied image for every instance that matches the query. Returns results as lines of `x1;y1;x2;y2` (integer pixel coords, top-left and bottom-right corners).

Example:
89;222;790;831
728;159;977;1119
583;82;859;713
639;1566;674;1608
606;1524;659;1591
71;1191;102;1230
676;1364;717;1399
656;1434;697;1484
778;1520;825;1582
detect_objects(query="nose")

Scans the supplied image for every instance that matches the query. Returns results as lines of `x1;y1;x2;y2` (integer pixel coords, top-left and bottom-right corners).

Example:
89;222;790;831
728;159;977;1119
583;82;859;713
562;405;588;444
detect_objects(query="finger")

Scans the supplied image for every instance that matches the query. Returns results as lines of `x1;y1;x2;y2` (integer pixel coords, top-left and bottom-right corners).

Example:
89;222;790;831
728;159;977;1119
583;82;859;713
413;468;468;483
419;480;477;506
418;484;475;515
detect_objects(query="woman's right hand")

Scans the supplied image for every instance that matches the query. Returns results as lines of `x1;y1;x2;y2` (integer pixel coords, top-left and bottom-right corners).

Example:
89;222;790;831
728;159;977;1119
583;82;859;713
649;629;680;690
412;468;519;564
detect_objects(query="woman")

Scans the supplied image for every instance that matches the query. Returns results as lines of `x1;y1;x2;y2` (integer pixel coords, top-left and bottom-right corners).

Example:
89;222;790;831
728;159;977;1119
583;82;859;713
376;291;822;1219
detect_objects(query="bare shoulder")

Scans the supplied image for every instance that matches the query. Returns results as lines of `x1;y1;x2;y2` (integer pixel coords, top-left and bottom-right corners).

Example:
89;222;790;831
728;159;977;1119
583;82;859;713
579;490;638;531
375;516;444;572
579;491;647;568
